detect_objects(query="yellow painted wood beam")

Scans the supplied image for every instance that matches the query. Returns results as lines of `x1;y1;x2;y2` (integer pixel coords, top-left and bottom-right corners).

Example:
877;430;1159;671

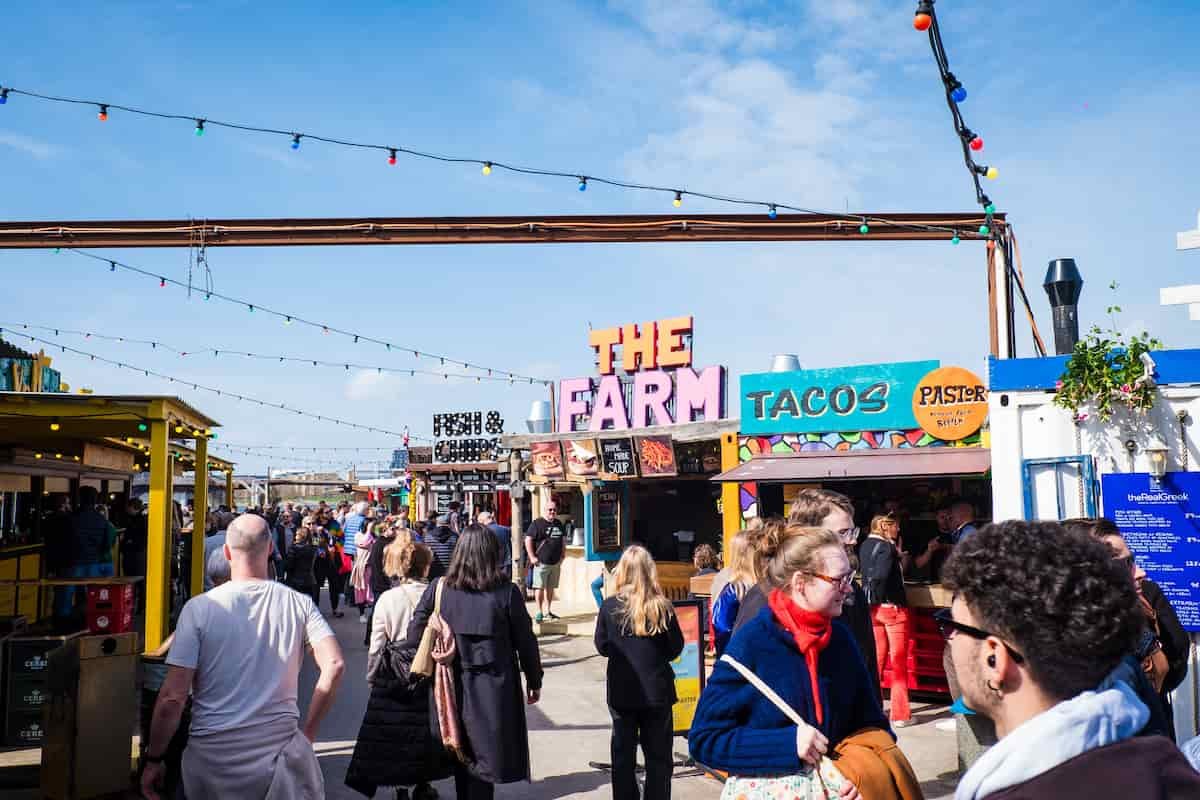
145;420;171;651
191;440;208;596
224;469;234;510
721;432;741;556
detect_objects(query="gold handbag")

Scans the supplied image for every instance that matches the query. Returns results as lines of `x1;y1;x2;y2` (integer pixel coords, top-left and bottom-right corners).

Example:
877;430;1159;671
411;579;446;678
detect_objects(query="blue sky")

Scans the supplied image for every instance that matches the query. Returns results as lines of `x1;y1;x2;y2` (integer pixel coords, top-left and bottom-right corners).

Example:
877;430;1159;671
4;1;1199;474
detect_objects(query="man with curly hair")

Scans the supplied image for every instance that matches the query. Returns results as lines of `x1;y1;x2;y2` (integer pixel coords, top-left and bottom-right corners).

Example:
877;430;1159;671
942;520;1200;800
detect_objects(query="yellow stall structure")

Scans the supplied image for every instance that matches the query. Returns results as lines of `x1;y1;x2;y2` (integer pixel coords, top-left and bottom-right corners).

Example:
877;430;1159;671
0;392;229;651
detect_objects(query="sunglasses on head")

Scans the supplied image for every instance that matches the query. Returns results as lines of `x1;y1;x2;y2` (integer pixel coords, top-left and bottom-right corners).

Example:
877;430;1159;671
933;608;1025;664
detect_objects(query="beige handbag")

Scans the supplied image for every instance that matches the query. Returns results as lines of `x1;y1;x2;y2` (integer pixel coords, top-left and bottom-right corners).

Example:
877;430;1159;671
411;579;446;678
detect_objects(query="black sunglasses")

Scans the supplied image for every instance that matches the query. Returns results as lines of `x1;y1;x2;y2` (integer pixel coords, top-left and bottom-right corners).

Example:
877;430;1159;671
933;608;1026;664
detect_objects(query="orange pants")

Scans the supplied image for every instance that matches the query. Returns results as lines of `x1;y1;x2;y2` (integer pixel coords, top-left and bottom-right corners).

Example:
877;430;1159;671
871;604;911;722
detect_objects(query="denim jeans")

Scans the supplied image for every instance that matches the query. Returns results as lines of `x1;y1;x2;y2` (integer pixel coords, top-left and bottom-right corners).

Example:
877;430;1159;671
54;561;115;617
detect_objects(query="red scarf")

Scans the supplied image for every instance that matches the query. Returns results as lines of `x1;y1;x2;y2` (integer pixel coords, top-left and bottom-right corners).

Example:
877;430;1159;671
768;588;832;725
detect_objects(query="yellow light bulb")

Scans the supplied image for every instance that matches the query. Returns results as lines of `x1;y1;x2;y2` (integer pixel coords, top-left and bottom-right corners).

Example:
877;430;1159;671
673;198;682;208
49;421;61;431
481;162;492;176
35;453;42;459
986;166;998;180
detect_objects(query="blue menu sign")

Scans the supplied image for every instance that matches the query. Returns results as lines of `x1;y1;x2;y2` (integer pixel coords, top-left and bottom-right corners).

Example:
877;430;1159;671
1102;472;1200;631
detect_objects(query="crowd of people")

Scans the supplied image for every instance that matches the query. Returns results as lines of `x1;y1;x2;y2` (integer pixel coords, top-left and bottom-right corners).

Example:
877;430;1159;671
131;485;1200;800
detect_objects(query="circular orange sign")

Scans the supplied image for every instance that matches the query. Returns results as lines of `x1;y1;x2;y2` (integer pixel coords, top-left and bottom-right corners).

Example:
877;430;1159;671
912;366;988;441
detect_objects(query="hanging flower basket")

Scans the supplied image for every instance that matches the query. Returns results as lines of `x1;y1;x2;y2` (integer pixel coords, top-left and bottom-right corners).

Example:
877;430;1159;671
1053;328;1163;422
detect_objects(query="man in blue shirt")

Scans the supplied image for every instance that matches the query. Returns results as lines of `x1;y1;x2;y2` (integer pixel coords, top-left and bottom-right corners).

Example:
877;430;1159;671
950;501;979;543
478;511;512;580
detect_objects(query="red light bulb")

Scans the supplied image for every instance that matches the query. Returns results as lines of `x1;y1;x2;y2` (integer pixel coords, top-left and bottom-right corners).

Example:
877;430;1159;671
970;136;983;151
98;109;108;122
914;13;932;31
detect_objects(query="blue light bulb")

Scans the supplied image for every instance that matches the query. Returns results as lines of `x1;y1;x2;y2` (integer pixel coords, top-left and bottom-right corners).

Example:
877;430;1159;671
291;134;300;150
768;205;778;219
578;179;587;192
951;86;967;103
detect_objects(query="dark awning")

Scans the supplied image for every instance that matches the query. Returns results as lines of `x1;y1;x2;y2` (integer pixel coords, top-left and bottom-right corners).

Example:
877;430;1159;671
711;447;991;482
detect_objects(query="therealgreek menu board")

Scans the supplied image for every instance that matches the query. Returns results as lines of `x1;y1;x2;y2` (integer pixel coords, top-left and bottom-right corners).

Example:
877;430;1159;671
671;600;705;734
1103;472;1200;630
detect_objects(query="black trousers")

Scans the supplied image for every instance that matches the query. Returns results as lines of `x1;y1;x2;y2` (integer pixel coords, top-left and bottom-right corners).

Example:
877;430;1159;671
452;761;494;800
610;705;673;800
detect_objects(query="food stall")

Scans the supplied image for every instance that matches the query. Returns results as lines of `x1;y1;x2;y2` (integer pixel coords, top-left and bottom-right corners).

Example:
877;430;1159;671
713;359;994;696
502;316;739;605
988;351;1200;743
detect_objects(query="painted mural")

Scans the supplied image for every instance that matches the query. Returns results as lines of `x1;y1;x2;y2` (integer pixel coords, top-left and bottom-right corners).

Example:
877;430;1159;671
736;429;984;522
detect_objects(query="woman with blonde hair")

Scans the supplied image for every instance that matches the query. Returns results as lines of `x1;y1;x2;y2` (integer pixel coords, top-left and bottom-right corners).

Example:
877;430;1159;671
689;524;887;799
710;530;758;656
594;545;685;800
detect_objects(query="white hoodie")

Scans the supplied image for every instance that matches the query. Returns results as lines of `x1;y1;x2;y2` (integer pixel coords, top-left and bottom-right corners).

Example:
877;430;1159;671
955;681;1149;800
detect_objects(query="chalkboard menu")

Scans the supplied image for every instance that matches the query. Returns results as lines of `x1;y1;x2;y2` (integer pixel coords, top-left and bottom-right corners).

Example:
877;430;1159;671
595;488;622;552
599;438;638;477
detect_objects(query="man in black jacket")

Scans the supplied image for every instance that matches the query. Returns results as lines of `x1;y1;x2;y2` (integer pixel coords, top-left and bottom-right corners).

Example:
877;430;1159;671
732;488;880;701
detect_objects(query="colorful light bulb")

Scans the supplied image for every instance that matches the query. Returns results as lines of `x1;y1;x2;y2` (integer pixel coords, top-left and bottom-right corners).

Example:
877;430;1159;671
291;134;301;150
913;13;932;31
951;86;967;103
969;136;983;151
985;166;998;180
159;277;166;287
388;149;397;165
951;235;961;245
194;119;205;136
979;224;990;235
0;89;8;104
98;105;108;122
859;223;870;234
578;177;587;191
138;423;148;432
673;191;683;208
49;420;61;432
984;202;996;214
482;162;492;176
768;205;777;219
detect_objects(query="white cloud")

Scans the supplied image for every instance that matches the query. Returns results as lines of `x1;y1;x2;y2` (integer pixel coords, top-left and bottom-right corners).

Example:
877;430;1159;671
344;369;404;401
609;0;779;53
0;130;58;159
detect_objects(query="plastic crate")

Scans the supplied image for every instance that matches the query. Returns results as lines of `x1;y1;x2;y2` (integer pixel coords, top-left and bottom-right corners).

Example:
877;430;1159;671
85;583;135;634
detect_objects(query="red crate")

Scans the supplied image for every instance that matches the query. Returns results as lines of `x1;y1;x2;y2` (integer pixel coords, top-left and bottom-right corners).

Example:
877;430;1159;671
85;584;135;634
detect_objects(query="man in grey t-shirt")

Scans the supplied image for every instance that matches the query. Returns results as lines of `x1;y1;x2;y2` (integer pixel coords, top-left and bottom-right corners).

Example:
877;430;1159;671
141;514;345;800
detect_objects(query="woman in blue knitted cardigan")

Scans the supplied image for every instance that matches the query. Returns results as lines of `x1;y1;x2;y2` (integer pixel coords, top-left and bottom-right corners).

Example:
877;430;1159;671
688;525;890;796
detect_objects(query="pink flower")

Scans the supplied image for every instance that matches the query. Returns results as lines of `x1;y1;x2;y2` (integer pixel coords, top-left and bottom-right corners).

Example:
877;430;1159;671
1055;380;1064;390
1121;384;1133;394
1075;412;1089;422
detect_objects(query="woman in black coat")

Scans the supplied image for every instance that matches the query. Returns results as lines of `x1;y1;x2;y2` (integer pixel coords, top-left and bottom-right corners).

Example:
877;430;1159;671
283;528;320;604
594;545;684;800
404;524;543;800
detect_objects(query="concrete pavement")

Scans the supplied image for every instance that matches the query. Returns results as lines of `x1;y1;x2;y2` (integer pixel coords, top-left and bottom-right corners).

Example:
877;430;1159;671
299;606;961;800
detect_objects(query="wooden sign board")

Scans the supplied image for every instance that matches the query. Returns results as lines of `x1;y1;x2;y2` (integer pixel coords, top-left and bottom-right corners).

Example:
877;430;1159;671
82;443;136;473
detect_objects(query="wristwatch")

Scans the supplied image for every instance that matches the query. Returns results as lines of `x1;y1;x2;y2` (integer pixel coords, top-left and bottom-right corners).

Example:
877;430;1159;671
144;752;166;764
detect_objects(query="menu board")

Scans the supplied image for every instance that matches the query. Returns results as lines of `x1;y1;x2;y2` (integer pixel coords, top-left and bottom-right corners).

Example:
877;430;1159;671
670;600;706;734
595;488;622;552
1102;472;1200;630
599;438;638;477
565;439;600;478
530;441;565;479
636;435;678;478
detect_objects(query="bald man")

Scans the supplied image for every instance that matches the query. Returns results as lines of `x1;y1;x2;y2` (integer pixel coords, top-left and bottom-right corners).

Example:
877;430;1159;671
142;514;345;800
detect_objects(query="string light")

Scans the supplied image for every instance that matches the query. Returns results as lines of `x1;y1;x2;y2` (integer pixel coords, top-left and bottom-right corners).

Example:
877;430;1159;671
49;419;61;431
979;224;990;235
159;277;165;287
137;423;148;432
578;177;587;192
0;83;990;239
859;222;870;235
388;148;397;166
913;0;933;30
0;88;8;104
8;330;417;437
768;205;777;219
97;104;108;122
951;234;961;245
194;119;205;136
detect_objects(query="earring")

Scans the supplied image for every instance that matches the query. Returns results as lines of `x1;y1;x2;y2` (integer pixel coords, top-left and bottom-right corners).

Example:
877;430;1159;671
986;679;1004;698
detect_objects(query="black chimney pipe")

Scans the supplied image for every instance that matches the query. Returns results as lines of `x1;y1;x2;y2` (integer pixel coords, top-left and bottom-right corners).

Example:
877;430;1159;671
1043;258;1084;355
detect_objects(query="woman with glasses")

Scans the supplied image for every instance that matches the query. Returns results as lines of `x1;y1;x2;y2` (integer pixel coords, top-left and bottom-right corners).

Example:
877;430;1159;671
859;514;912;727
689;524;887;797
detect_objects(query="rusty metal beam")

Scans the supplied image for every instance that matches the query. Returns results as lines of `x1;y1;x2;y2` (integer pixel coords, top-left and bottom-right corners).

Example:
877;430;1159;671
0;213;1004;249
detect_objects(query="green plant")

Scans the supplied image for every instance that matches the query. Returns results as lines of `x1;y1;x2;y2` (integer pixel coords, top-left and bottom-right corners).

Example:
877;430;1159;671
1053;282;1164;421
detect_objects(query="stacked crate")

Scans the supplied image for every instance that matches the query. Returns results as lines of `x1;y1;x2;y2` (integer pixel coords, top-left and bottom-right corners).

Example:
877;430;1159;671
2;631;83;746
